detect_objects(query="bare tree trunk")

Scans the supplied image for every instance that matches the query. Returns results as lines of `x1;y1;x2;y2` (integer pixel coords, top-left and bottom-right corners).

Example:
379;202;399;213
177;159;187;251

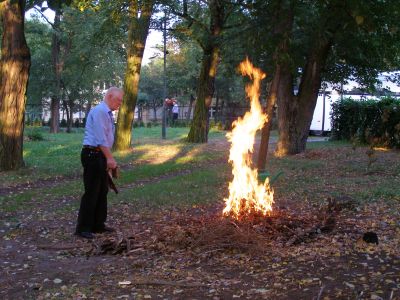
257;66;280;170
187;46;220;142
114;0;154;150
0;0;31;171
66;100;74;133
50;96;59;131
186;94;195;122
187;0;224;143
214;92;219;122
50;8;62;133
152;99;157;121
275;38;333;156
257;4;293;168
85;99;92;118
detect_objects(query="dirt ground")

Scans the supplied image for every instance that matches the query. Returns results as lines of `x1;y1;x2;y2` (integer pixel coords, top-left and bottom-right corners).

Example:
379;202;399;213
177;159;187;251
1;140;399;300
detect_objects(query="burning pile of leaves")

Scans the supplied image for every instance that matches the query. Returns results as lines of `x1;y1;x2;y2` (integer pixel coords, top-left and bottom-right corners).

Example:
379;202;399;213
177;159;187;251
93;198;351;256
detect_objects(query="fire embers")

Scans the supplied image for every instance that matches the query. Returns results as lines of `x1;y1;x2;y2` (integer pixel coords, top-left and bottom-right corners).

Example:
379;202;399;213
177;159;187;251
223;58;274;219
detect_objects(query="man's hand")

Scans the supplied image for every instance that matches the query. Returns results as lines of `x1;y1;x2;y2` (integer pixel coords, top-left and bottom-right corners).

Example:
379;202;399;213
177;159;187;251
107;157;117;170
99;146;117;170
111;166;119;178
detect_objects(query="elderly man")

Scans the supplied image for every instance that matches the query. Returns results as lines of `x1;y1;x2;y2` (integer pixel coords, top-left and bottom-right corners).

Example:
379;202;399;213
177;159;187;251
75;87;123;239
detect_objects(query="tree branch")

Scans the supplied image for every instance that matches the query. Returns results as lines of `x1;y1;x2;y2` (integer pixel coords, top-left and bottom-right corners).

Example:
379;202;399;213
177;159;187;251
33;6;56;29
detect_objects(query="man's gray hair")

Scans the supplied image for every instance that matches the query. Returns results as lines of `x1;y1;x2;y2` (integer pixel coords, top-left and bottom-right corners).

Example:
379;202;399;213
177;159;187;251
105;87;123;98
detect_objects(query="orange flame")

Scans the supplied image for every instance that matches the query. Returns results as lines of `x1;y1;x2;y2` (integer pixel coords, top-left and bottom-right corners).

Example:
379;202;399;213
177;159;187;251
223;58;274;219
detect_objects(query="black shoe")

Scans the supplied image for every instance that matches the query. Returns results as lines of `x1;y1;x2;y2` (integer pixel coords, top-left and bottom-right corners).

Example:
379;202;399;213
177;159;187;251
94;226;115;233
75;231;94;239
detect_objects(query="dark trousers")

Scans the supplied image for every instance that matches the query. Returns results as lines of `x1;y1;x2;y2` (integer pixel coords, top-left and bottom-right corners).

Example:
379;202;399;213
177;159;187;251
75;148;108;233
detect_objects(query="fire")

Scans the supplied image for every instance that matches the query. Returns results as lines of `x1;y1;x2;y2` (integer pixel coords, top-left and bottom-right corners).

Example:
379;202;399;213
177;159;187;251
223;58;274;219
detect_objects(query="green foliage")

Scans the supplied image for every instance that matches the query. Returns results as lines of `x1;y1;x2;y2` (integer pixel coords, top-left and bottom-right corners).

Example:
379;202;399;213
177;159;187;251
25;128;45;141
331;97;400;148
139;40;201;106
25;18;53;112
209;120;224;130
25;2;127;123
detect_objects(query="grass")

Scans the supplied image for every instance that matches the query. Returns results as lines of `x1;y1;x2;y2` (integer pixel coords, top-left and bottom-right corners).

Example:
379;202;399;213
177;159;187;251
109;164;230;208
1;126;399;216
0;126;228;213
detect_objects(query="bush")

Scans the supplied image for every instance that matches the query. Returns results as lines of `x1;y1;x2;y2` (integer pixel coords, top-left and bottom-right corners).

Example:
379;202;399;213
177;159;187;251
146;122;152;128
331;97;400;148
33;118;42;127
60;119;67;127
210;121;224;130
26;129;45;141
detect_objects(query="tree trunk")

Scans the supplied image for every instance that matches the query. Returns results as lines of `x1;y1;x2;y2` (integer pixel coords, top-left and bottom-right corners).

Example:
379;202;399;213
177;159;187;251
186;94;195;122
214;92;219;122
85;98;92;118
0;0;31;171
66;100;74;133
114;0;154;151
187;0;223;143
275;38;332;156
49;96;59;132
152;99;157;121
50;8;62;133
187;46;220;142
257;66;280;170
257;3;293;167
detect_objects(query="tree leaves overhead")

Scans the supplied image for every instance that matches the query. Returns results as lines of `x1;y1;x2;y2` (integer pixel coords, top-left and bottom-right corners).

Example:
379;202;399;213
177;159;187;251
25;17;53;111
26;1;127;116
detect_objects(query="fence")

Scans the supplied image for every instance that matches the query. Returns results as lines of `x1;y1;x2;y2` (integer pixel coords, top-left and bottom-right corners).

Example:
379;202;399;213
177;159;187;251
137;104;253;127
26;103;257;128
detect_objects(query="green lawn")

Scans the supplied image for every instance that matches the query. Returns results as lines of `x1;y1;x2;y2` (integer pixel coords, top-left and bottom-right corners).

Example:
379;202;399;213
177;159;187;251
1;126;399;215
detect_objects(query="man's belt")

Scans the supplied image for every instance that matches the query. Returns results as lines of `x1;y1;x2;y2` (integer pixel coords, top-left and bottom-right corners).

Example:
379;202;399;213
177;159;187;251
83;145;101;151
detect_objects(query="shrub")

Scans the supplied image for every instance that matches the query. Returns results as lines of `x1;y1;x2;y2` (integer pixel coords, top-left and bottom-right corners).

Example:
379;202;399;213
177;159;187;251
33;118;42;127
26;129;45;141
146;122;152;128
331;97;400;148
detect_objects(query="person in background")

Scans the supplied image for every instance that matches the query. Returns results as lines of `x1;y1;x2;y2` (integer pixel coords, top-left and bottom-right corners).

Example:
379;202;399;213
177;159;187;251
172;100;179;125
75;87;123;239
